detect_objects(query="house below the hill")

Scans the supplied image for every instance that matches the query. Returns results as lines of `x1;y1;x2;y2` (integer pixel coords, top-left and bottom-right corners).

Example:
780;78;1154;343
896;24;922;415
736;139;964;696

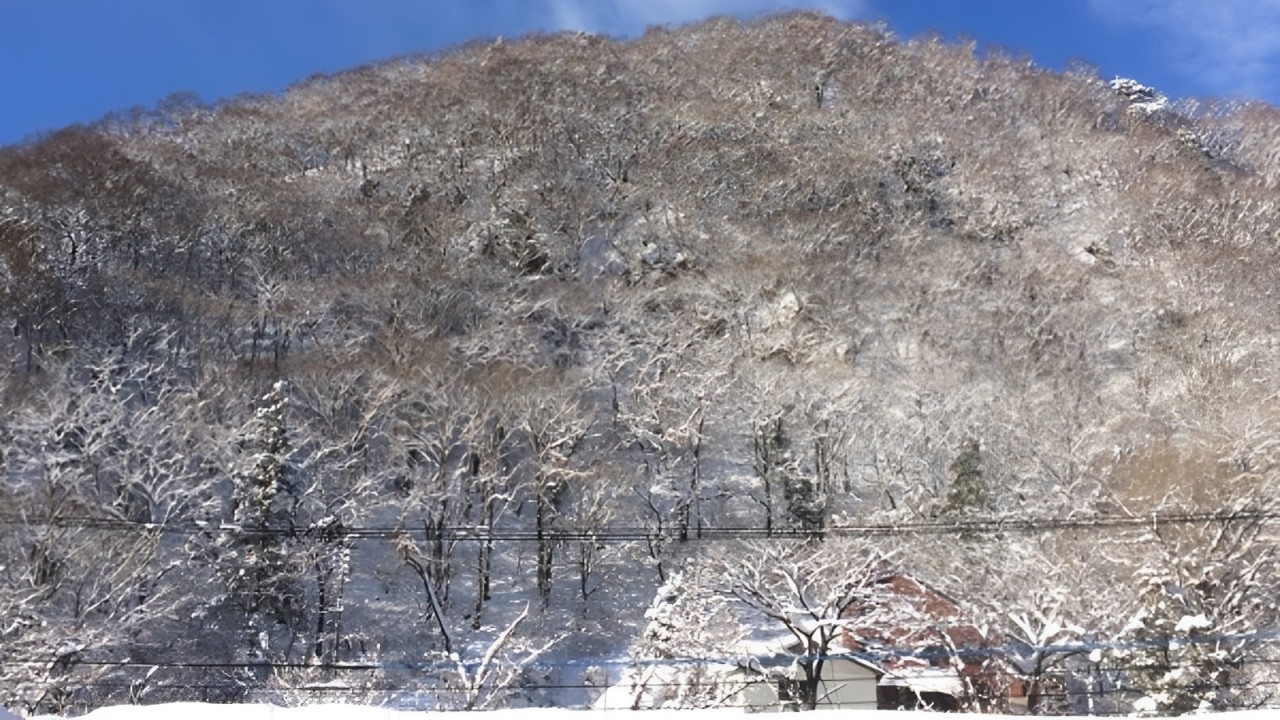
732;572;1008;712
593;572;1009;712
842;572;1009;712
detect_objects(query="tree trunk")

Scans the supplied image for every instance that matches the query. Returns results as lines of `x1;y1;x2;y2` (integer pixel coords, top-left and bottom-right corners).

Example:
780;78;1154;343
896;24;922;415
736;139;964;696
473;498;493;629
536;482;554;605
692;405;704;539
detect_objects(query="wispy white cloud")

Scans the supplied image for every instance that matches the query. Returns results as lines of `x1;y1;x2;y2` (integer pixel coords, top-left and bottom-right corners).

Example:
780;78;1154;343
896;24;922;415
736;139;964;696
1088;0;1280;99
545;0;869;36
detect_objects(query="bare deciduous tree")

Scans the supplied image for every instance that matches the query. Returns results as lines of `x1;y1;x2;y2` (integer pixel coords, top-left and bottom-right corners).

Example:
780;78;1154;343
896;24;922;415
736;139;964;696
725;541;888;710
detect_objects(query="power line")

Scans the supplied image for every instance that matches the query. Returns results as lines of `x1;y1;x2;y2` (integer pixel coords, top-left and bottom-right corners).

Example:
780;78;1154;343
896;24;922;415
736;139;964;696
0;506;1273;541
8;628;1280;674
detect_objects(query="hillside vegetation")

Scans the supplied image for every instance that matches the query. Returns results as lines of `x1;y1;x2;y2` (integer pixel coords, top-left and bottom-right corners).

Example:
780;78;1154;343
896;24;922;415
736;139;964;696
5;12;1280;714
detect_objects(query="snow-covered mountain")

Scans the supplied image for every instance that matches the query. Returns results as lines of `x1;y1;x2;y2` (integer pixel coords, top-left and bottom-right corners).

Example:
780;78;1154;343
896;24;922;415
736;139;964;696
5;11;1280;715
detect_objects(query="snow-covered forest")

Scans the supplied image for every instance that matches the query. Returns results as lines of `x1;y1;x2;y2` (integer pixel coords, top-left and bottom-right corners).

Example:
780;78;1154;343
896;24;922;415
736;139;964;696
6;12;1280;716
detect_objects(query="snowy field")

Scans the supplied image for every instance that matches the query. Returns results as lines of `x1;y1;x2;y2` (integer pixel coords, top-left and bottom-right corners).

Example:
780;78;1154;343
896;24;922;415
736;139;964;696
23;707;1280;720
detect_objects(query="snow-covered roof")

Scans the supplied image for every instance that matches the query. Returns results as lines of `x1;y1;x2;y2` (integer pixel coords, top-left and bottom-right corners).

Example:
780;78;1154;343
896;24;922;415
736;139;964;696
737;632;797;658
879;665;965;696
736;633;884;677
841;573;993;657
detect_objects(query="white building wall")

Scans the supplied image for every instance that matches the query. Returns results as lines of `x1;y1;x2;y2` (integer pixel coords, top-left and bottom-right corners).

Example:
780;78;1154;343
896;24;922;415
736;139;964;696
733;658;880;711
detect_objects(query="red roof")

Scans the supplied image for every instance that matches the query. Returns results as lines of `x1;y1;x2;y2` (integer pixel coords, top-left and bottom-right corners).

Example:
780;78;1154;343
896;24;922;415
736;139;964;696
840;573;994;671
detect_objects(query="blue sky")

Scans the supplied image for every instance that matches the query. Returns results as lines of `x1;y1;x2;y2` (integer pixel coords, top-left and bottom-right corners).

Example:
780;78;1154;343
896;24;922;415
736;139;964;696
3;0;1280;147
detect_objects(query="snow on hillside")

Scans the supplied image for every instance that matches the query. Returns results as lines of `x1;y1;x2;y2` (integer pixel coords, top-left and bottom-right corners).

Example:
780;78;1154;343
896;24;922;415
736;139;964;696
9;11;1280;715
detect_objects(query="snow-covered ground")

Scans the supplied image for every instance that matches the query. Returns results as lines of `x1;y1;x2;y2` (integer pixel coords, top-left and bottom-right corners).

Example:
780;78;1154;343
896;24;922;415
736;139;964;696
24;706;1280;720
25;708;757;720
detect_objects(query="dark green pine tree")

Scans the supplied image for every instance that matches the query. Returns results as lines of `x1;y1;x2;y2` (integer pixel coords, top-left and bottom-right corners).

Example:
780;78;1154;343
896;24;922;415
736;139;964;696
940;438;989;517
